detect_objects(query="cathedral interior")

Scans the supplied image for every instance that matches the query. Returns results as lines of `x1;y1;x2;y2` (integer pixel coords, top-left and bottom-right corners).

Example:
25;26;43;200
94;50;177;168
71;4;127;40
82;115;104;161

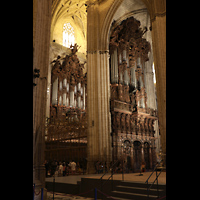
33;0;166;193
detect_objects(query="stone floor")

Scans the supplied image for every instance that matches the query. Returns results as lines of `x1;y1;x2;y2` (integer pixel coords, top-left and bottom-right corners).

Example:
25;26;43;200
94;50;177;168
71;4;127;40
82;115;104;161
42;172;166;200
45;171;166;185
34;189;99;200
47;192;100;200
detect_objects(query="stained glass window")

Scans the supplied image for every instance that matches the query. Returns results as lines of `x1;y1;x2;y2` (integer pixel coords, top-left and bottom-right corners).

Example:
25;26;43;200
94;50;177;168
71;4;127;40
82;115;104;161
63;22;75;48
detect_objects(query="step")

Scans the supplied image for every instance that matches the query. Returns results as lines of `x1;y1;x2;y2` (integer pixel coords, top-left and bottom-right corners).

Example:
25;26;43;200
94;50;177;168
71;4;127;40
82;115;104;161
116;185;164;196
105;196;133;200
111;190;158;200
117;185;164;191
120;181;166;189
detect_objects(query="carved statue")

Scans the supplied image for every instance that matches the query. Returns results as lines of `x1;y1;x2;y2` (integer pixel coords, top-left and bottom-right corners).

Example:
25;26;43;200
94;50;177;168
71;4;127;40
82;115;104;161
70;43;80;54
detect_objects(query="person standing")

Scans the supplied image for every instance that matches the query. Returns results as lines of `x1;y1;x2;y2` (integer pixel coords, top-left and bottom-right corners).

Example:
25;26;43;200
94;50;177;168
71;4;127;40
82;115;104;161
63;163;66;176
59;162;63;176
141;161;146;172
69;160;76;175
44;160;49;177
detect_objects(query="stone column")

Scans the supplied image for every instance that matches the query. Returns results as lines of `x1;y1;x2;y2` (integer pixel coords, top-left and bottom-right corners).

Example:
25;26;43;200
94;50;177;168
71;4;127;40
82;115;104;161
87;2;112;173
150;2;166;165
33;0;51;189
144;51;157;110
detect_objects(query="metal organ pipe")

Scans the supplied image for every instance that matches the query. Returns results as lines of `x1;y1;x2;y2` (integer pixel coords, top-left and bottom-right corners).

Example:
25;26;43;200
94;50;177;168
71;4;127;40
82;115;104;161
124;70;128;85
111;48;119;84
140;76;144;88
131;67;136;87
119;53;122;64
137;57;141;67
83;85;85;110
52;77;58;105
70;90;74;107
114;49;118;83
111;53;114;83
123;49;126;61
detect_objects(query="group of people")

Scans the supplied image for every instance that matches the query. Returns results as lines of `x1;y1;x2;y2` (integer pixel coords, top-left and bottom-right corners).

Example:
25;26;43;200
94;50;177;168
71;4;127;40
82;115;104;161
94;160;147;174
44;159;87;177
94;160;132;174
45;159;147;177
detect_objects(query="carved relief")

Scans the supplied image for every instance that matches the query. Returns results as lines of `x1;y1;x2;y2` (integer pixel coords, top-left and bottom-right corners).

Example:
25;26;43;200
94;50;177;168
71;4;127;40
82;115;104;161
109;16;150;62
121;113;125;131
116;112;121;130
118;84;123;101
124;85;130;103
46;43;87;162
130;115;135;130
109;17;158;170
125;114;130;131
111;85;117;100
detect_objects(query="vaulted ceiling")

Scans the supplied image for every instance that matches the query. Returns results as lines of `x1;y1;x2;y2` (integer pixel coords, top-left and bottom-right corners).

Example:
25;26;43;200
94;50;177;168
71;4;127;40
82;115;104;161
51;0;152;54
52;0;87;36
51;0;87;53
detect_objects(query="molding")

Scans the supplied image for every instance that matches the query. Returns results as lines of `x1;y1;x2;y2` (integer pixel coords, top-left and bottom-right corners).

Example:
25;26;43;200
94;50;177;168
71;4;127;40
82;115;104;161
87;50;109;54
151;11;166;22
87;50;97;54
99;50;109;54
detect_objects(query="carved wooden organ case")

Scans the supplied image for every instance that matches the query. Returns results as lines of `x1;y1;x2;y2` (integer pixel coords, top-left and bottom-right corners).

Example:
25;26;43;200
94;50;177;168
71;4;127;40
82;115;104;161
46;44;87;161
109;17;157;168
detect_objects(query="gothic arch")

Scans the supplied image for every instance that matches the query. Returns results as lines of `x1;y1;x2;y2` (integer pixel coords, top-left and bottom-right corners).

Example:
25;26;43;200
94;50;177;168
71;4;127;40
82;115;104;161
99;0;166;163
100;0;153;51
100;0;123;50
133;139;143;146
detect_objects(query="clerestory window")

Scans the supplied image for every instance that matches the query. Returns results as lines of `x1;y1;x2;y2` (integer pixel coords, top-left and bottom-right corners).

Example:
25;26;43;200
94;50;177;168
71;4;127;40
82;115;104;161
63;22;75;48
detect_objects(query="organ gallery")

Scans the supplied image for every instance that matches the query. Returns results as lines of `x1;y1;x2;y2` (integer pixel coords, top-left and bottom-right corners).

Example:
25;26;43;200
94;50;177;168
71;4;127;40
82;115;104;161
109;17;158;170
45;44;87;162
45;16;158;172
33;0;166;188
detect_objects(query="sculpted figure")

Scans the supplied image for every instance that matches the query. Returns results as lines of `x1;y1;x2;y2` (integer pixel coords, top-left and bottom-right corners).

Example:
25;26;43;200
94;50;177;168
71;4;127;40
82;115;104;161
118;84;123;101
125;114;130;131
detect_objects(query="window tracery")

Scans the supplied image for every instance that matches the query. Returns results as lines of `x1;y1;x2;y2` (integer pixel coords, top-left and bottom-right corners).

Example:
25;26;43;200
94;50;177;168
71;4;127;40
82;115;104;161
63;22;75;48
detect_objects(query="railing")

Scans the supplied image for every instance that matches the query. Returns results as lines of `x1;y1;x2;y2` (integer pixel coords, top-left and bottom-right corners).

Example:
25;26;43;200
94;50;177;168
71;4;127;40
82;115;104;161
145;164;165;199
99;160;121;199
100;160;119;188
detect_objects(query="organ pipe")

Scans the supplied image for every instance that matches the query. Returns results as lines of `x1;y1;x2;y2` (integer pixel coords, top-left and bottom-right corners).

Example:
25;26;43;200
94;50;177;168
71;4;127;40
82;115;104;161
114;49;118;83
123;49;126;61
52;77;58;105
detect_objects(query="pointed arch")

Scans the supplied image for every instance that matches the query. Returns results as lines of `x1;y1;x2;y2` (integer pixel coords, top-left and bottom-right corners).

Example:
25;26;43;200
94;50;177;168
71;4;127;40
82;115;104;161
100;0;153;51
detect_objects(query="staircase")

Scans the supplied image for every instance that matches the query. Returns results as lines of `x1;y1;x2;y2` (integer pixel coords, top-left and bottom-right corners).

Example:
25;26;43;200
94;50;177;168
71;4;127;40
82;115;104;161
107;181;166;200
104;165;166;200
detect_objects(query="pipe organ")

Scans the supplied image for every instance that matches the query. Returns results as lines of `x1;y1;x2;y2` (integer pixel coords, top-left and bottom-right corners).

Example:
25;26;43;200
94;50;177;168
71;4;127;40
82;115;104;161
45;44;87;162
109;17;158;171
